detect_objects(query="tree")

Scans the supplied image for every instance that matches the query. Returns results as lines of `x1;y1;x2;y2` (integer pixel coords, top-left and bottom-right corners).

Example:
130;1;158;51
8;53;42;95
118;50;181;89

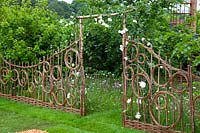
48;0;84;18
0;0;72;62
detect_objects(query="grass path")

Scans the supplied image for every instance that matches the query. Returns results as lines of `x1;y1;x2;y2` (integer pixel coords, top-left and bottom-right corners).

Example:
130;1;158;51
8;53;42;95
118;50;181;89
0;98;146;133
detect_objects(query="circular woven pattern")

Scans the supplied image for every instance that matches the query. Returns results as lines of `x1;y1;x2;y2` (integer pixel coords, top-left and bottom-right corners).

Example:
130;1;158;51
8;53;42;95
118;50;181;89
50;65;62;81
67;72;79;88
149;91;181;129
51;88;67;106
42;74;53;94
124;65;134;81
66;90;77;107
11;69;18;82
132;73;151;100
34;70;42;84
64;48;80;70
28;82;36;94
137;53;146;64
170;71;188;94
194;95;200;118
18;70;28;87
127;44;139;63
0;67;9;84
42;61;51;73
152;64;171;87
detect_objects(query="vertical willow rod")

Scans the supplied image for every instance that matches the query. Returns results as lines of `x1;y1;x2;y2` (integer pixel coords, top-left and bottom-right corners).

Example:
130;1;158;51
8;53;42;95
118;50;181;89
188;65;195;133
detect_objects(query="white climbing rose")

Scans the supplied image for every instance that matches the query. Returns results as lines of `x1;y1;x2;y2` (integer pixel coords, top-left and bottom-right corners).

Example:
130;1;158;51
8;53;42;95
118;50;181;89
108;18;112;22
147;42;151;46
125;41;129;45
141;37;145;42
133;19;137;23
76;72;80;76
120;45;123;52
67;93;70;99
127;98;131;104
139;81;146;88
124;57;128;61
118;28;128;34
102;22;110;28
135;112;141;119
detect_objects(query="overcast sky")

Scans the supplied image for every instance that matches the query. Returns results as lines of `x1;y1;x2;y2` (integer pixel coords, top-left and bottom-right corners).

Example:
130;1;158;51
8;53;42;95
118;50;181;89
57;0;73;4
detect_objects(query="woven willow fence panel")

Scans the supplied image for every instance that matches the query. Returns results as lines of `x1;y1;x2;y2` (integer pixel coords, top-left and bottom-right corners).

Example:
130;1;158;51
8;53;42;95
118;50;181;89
122;38;200;132
0;41;85;116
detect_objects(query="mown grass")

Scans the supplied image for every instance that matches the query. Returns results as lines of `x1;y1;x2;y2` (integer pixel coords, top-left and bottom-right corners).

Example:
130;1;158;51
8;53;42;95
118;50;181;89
0;98;146;133
0;72;147;133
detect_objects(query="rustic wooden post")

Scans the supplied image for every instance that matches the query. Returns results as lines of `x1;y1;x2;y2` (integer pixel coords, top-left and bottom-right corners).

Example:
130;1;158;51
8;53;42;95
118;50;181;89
190;0;197;33
79;18;86;116
122;14;127;127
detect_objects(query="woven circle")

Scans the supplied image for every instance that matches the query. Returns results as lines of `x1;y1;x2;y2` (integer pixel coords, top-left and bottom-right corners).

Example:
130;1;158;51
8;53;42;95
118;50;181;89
137;53;146;64
152;64;171;87
67;72;78;87
64;48;80;70
66;90;77;107
11;69;18;82
18;70;28;87
127;44;139;63
43;61;51;73
52;88;67;106
50;65;62;81
0;67;9;84
42;74;53;94
132;73;151;99
149;91;181;128
48;92;56;104
170;71;188;94
28;82;36;94
124;65;134;81
194;95;200;118
34;70;42;84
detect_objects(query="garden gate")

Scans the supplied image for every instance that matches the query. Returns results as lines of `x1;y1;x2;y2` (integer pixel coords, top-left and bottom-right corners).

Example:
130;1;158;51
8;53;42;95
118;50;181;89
122;30;200;132
0;10;130;116
0;40;86;115
0;1;200;133
122;1;200;132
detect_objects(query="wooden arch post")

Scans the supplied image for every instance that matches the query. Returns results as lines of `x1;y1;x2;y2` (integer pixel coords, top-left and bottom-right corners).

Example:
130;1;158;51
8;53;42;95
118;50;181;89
191;0;197;32
79;18;86;116
77;10;132;116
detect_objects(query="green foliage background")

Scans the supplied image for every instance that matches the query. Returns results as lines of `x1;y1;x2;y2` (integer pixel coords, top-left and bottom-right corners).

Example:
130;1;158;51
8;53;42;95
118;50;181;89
0;0;73;62
0;0;199;74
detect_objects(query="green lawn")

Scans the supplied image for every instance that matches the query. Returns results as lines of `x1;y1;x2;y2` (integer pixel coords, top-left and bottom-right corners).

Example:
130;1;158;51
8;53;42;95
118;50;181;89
0;97;146;133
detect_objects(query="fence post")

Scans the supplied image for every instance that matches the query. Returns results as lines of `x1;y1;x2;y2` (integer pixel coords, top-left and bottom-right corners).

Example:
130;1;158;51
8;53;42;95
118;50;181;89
188;65;195;132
